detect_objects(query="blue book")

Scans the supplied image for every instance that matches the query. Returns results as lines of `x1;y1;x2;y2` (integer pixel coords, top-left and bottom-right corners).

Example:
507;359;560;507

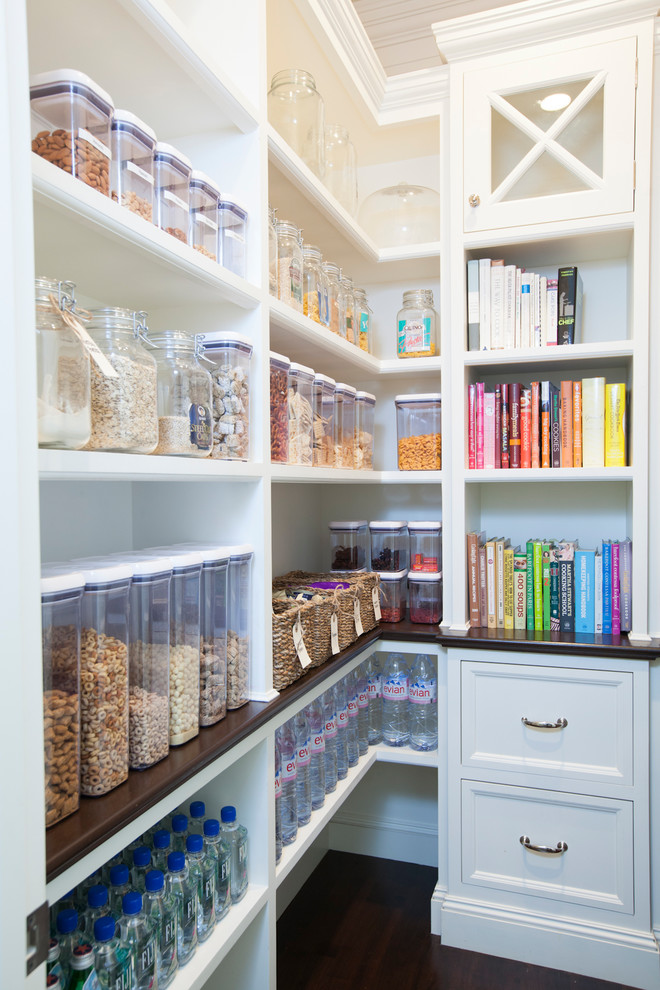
602;540;612;635
575;549;596;633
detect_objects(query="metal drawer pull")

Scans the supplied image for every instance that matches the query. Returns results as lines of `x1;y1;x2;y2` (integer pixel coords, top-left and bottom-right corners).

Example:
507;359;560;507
521;716;568;729
520;835;568;855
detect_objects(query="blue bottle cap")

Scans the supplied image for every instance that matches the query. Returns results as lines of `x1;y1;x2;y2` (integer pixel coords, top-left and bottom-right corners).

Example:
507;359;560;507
171;813;188;834
93;916;116;942
186;833;203;853
109;864;129;886
122;891;142;916
152;829;170;850
145;869;164;893
203;818;220;837
133;846;151;868
168;851;185;873
56;908;78;934
190;800;205;818
220;805;236;823
87;883;108;908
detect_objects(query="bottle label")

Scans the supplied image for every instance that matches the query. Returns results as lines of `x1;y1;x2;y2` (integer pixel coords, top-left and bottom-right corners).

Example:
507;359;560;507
110;962;132;990
297;743;311;767
136;937;155;984
410;678;437;704
347;697;358;718
358;690;369;709
366;676;381;698
383;676;409;701
189;403;212;450
81;971;102;990
282;757;297;781
398;317;431;355
162;915;176;953
337;706;348;727
183;894;195;922
310;732;325;754
275;768;282;798
324;715;337;738
238;840;247;863
203;875;214;906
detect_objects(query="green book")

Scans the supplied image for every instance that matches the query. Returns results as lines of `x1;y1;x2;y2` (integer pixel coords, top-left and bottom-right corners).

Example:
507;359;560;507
525;540;535;631
542;542;552;630
533;541;543;631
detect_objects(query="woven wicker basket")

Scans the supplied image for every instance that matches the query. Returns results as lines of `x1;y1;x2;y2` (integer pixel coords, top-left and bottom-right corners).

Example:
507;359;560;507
271;597;323;690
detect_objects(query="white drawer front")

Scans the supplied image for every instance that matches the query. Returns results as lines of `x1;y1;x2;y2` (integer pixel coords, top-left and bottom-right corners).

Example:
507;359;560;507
461;780;633;914
461;660;633;784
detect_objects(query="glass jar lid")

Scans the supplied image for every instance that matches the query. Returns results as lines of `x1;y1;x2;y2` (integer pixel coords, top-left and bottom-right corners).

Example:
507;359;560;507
35;276;76;309
269;69;319;93
276;219;301;238
147;330;196;351
302;243;322;260
87;307;148;336
402;288;434;307
322;262;340;279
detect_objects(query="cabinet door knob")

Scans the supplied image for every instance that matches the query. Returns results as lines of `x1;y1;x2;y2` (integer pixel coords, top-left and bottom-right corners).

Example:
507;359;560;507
521;716;568;729
468;193;480;208
520;835;568;855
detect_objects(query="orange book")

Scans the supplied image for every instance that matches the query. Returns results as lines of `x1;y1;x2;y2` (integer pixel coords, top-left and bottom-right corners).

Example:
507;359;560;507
560;380;573;467
531;381;540;468
521;387;531;469
541;381;551;468
573;381;582;467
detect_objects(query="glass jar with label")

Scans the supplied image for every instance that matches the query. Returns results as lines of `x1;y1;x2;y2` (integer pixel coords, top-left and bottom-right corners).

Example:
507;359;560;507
333;382;356;469
35;277;91;449
84;308;158;453
354;391;375;470
154;143;192;244
268;206;278;297
353;287;372;352
267;69;325;178
148;331;213;457
397;289;438;358
339;274;356;344
276;220;303;311
190;170;220;262
111;109;156;222
302;244;326;325
322;262;342;336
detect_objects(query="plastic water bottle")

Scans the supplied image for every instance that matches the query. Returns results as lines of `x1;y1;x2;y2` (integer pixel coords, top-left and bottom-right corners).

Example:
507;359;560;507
274;734;283;862
276;722;298;845
92;915;131;990
119;892;156;990
47;937;63;982
382;652;410;746
50;890;75;937
345;671;359;767
365;655;383;744
188;800;206;834
142;870;178;990
203;819;231;920
81;884;109;939
293;711;312;825
150;830;172;875
75;870;102;911
409;653;438;751
305;698;326;810
334;681;349;779
186;833;216;941
55;909;80;985
220;806;249;903
65;944;96;990
170;814;188;853
47;973;62;990
165;851;198;966
108;865;131;918
321;688;338;793
131;847;153;893
356;665;369;755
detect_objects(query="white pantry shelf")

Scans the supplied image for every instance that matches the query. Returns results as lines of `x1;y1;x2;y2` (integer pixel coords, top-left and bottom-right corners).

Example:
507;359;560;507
464;340;633;372
269;466;442;484
38;449;264;482
465;467;633;483
269;299;380;379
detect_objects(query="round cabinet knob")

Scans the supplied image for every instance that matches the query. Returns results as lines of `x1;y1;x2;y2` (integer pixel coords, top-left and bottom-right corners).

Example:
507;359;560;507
468;193;480;208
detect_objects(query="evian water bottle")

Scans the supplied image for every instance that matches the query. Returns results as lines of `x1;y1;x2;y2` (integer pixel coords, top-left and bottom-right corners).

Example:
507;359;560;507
321;688;338;793
305;698;326;810
334;680;349;779
276;721;298;845
409;653;438;751
274;733;283;863
356;664;369;755
345;670;359;767
381;652;410;747
294;710;312;825
364;655;382;744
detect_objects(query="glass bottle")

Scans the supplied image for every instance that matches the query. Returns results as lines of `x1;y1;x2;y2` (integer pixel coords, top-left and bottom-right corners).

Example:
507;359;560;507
219;806;248;903
339;274;356;345
322;262;342;336
353;287;372;353
268;205;278;297
165;851;198;966
35;277;91;449
301;243;326;325
397;288;438;358
148;331;213;457
65;945;95;990
203;819;232;921
143;869;178;990
267;69;325;177
323;123;357;215
276;220;303;311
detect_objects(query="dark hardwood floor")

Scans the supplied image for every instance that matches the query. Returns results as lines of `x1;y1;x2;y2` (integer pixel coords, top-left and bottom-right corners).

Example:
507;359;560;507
277;851;639;990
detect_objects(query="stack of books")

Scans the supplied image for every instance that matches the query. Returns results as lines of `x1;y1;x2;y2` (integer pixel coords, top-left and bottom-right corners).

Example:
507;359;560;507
467;377;627;469
467;260;582;351
466;533;632;635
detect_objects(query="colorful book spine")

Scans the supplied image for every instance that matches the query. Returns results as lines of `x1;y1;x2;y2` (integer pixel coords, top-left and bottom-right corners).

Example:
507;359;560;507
478;258;491;351
557;540;576;633
468;383;476;470
573;381;582;467
504;265;516;350
560;380;573;467
541;381;551;468
582;377;605;468
476;382;485;469
514;553;527;630
611;541;621;636
531;382;540;469
483;391;496;470
550;384;561;468
521;274;532;348
467;259;480;351
494;384;502;470
490;261;505;350
467;531;483;627
501;383;510;469
546;278;558;346
542;543;551;630
520;387;531;469
602;540;612;635
533;541;543;631
605;383;626;467
510;383;521;468
575;549;595;633
525;539;535;631
595;553;603;634
550;550;560;631
478;544;488;627
486;538;497;629
620;538;632;633
496;537;507;628
557;266;583;345
504;544;514;630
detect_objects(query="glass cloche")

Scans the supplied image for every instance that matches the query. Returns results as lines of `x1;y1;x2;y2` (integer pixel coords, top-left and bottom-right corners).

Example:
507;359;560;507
358;182;440;247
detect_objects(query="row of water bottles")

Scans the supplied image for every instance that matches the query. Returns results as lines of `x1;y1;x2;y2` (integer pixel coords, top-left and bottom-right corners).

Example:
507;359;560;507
47;800;248;990
274;653;437;859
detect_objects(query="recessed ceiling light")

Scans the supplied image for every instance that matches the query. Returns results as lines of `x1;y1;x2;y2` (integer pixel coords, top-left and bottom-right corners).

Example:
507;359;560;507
539;93;571;112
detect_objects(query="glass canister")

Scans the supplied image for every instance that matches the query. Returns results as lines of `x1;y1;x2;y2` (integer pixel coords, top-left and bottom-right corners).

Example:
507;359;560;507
288;362;315;466
333;383;356;469
268;206;278;297
30;69;113;195
329;521;368;571
312;373;335;467
377;569;408;623
111;109;156;222
226;545;253;710
339;274;356;345
322;262;342;336
358;182;441;247
41;567;84;827
369;522;409;572
408;522;442;573
302;244;326;325
148;331;213;457
267;69;325;178
354;391;375;470
354;288;372;353
270;351;290;464
408;572;442;624
276;220;303;311
84;308;158;453
154;142;192;244
323;123;357;215
397;289;438;358
35;276;91;449
197;332;252;461
190;170;220;262
218;198;248;277
395;394;442;471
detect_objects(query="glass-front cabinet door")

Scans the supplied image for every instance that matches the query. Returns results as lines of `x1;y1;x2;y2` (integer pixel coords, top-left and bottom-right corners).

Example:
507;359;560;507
462;35;637;232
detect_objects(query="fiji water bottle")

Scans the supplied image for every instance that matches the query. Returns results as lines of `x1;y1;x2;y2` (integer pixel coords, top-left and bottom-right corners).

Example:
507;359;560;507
274;733;283;862
334;680;349;779
108;865;130;918
293;711;312;825
356;664;369;754
75;871;102;912
170;814;189;853
365;655;383;744
92;915;131;990
186;833;216;941
56;908;80;985
203;818;232;920
321;688;338;793
131;847;153;893
220;806;248;903
47;937;63;982
345;670;359;767
143;869;178;990
166;851;198;965
151;830;172;875
118;892;156;990
81;884;109;940
65;944;97;990
381;652;410;746
50;890;76;937
276;723;298;845
188;800;206;834
409;653;438;751
305;698;326;810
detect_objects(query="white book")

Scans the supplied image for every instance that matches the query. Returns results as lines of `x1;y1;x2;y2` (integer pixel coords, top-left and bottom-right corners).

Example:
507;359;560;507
467;259;480;351
521;274;533;348
546;280;558;346
478;258;491;350
515;268;522;349
532;273;541;347
490;263;505;350
594;552;603;633
582;377;606;467
540;275;548;346
504;264;516;350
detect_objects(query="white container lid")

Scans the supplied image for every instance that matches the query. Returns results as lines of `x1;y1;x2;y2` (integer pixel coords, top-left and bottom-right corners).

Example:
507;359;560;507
154;142;192;170
314;373;336;387
144;547;204;570
108;551;173;576
70;560;133;584
190;169;221;197
369;521;407;531
329;521;368;530
218;196;248;215
375;569;408;581
225;543;254;560
112;108;156;142
355;391;376;403
330;567;366;574
172;542;231;564
197;331;253;355
408;571;442;582
335;383;357;396
41;569;86;595
270;351;291;367
290;362;315;378
395;393;442;404
30;69;114;111
407;521;442;531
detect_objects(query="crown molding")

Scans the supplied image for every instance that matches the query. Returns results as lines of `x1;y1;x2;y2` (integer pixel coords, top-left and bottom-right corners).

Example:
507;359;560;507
380;66;448;124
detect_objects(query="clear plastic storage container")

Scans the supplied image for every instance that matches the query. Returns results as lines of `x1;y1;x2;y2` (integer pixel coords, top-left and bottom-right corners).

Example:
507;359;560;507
329;521;368;571
276;220;303;311
218;198;248;277
369;522;409;572
30;69;113;195
111;109;156;222
198;332;252;461
154;142;191;244
408;572;443;625
270;351;290;464
354;288;371;353
41;568;84;827
226;546;253;710
35;277;91;450
323;123;357;215
333;383;356;469
190;171;220;262
408;522;442;573
312;373;335;467
397;289;438;359
395;394;442;471
149;331;213;457
354;391;375;470
322;262;341;336
268;69;325;177
288;362;315;466
358;182;440;247
377;569;408;623
302;244;326;324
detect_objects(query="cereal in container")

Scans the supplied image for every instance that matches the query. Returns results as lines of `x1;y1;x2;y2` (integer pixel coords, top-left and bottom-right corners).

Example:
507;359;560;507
329;521;368;571
111;109;156;222
408;571;442;624
288;362;315;466
226;545;253;710
302;244;326;324
198;332;252;461
276;220;303;311
190;171;220;262
369;522;409;572
149;331;213;457
395;394;442;470
312;373;335;467
154;142;191;244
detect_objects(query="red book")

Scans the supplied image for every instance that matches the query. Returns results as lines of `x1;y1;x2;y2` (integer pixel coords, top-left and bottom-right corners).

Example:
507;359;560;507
501;383;510;469
494;384;502;470
531;381;540;468
476;382;485;469
509;383;521;468
468;383;476;469
521;387;532;468
560;380;573;467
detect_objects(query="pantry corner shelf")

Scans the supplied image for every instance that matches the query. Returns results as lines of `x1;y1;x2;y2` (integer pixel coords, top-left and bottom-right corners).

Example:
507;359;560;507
378;356;443;376
463;213;634;264
269;464;382;484
464;467;633;483
464;340;634;371
269;298;381;377
38;449;264;482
